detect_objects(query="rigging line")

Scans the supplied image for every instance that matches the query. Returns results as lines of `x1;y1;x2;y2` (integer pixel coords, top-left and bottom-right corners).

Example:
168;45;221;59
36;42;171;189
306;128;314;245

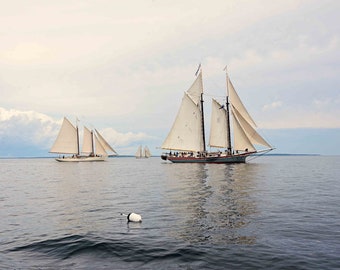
202;80;227;97
257;128;273;148
203;92;226;98
187;92;226;100
247;149;272;161
195;63;201;76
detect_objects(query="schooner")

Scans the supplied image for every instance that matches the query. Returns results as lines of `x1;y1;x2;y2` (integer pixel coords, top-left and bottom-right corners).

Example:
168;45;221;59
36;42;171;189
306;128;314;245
50;117;117;162
135;145;151;159
135;145;151;158
161;67;273;163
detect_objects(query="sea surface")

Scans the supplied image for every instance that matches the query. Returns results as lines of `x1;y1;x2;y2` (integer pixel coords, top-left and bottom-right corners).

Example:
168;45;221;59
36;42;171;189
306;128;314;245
0;156;339;269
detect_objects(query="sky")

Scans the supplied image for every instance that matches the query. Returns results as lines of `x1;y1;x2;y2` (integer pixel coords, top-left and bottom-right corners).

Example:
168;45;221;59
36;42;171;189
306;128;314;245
0;0;339;157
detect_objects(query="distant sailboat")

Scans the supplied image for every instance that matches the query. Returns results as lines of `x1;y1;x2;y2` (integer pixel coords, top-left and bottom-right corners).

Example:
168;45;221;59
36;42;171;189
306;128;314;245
135;145;151;159
161;67;273;163
50;117;117;162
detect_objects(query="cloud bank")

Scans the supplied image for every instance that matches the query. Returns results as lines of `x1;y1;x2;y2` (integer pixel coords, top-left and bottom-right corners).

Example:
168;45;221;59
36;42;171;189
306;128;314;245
0;107;156;156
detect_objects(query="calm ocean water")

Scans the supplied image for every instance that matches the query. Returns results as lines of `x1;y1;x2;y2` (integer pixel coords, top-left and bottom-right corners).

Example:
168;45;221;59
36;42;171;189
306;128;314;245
1;156;339;269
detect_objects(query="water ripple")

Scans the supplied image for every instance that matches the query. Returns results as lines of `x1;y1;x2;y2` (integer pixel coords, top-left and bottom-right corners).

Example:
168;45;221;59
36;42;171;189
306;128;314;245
1;157;340;269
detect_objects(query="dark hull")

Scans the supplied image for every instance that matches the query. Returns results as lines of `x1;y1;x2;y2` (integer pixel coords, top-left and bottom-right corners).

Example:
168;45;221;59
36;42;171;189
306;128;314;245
161;152;255;164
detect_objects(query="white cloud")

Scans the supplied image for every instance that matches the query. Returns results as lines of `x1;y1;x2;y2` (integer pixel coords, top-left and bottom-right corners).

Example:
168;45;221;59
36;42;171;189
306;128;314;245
262;101;283;111
99;127;156;147
0;107;59;149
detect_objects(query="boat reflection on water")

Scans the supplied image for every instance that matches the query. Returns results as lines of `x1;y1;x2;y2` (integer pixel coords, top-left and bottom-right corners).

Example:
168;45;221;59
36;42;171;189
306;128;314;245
162;162;262;245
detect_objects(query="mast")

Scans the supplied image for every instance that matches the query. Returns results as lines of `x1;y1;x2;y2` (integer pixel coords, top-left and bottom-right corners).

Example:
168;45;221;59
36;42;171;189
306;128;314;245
197;63;206;153
197;64;206;152
76;125;80;156
200;92;206;152
91;130;94;155
225;69;232;153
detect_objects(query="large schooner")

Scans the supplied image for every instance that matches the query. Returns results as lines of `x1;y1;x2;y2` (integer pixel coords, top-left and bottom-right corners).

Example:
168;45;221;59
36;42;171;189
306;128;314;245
161;67;273;163
50;117;117;162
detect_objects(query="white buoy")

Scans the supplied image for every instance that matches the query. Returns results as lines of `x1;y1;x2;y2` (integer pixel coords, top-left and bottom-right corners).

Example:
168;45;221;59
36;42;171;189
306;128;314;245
120;212;142;223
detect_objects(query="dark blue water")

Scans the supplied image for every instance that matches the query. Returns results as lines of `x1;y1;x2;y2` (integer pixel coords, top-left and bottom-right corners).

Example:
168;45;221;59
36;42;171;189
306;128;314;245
1;156;339;269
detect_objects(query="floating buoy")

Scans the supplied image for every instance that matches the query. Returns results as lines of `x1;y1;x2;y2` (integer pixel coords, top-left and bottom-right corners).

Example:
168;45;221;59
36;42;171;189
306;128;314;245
127;213;142;222
120;212;142;223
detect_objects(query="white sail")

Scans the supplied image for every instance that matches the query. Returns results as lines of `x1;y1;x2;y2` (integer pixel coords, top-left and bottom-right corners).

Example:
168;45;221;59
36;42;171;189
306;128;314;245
228;77;257;127
82;126;93;154
161;71;204;152
50;117;79;154
135;145;142;158
228;75;272;152
161;92;204;152
232;105;272;149
209;99;229;148
144;146;151;158
187;71;203;105
95;129;117;155
94;134;107;156
232;109;256;152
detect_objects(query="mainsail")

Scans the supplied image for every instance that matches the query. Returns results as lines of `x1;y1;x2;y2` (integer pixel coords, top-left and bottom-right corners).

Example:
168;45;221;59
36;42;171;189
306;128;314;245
50;117;79;154
161;72;205;152
161;92;204;152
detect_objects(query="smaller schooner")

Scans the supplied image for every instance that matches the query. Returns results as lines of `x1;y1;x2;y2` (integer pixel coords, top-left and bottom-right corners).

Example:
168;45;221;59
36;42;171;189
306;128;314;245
135;145;151;158
161;66;273;163
50;117;117;162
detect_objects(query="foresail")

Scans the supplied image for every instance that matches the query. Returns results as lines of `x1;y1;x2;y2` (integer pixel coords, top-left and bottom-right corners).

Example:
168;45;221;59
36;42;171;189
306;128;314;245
232;109;256;152
228;77;257;127
95;129;118;155
161;92;204;152
232;106;272;149
187;70;203;105
50;117;79;154
82;126;93;154
94;134;107;156
209;99;229;148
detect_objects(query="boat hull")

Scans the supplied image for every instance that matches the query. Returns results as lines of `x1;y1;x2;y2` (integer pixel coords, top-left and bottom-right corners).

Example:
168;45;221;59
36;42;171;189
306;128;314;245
161;152;254;164
55;156;107;162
